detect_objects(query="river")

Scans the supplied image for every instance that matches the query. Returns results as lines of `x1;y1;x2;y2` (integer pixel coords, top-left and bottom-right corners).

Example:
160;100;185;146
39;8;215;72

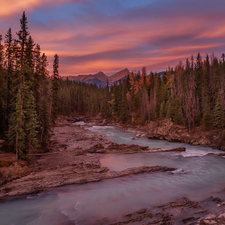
0;124;224;225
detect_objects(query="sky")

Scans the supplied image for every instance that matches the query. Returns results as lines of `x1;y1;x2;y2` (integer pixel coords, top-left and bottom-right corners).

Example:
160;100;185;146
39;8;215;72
1;0;225;76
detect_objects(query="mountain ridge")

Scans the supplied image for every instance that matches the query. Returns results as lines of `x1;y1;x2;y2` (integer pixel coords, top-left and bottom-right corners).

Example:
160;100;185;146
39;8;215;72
62;68;130;87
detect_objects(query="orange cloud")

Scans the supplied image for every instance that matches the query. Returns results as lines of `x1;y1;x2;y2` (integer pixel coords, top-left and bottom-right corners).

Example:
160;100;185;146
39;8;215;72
3;0;224;76
0;0;87;16
58;51;190;76
1;0;44;16
194;26;225;39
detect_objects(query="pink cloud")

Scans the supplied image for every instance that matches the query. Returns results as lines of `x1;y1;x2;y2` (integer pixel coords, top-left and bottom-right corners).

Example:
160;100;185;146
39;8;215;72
1;0;225;76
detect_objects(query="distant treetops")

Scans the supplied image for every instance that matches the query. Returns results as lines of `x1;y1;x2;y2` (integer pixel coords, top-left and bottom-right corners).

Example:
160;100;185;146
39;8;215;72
0;12;60;160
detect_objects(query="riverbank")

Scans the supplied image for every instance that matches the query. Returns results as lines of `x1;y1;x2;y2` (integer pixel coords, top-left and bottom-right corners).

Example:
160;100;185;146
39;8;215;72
95;116;225;151
147;119;225;151
0;116;180;199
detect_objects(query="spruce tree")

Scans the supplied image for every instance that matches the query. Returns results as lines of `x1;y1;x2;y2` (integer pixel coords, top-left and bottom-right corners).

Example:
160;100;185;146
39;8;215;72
213;92;224;129
159;102;166;120
174;106;183;125
166;99;172;119
16;11;29;70
39;53;51;146
0;35;5;138
25;90;39;157
173;97;183;125
8;88;25;160
203;106;211;129
8;12;29;156
194;53;203;122
4;28;13;133
24;36;35;90
202;57;211;129
52;54;59;122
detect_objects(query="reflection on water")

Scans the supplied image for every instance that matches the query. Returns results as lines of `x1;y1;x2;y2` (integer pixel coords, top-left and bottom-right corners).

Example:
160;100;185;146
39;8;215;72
0;125;224;225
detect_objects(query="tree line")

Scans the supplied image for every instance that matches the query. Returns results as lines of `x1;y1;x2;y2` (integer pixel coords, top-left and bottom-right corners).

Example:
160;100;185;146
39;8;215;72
58;53;225;132
0;12;59;160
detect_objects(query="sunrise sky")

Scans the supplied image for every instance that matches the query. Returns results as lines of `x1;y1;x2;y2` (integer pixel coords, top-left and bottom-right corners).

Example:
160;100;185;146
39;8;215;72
1;0;225;76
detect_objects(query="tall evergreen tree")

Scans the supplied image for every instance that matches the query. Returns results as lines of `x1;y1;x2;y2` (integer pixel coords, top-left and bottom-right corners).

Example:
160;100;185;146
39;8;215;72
4;28;13;125
16;11;29;71
202;55;211;129
51;54;59;122
0;35;5;138
25;90;39;157
8;88;25;160
39;53;51;146
194;53;203;124
213;92;224;129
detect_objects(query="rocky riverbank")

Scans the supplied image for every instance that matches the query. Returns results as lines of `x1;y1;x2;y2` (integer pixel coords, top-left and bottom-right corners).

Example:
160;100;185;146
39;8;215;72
0;116;181;199
109;196;225;225
147;119;225;150
86;115;225;151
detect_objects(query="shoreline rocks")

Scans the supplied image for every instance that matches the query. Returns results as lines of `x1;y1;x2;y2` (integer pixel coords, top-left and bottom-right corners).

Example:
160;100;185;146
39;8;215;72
147;119;225;150
103;117;224;151
109;196;225;225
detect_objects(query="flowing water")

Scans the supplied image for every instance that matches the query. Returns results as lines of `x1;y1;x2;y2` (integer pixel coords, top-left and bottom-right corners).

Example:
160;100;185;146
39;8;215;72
0;124;225;225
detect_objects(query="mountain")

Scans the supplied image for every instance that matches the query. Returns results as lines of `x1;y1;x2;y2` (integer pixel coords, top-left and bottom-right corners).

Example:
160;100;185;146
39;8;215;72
109;68;130;83
63;71;108;87
80;71;108;87
62;68;130;87
93;71;108;83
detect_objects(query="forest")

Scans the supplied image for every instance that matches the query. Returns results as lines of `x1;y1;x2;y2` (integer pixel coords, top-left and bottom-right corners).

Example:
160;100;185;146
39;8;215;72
1;12;225;161
58;54;225;132
0;12;59;160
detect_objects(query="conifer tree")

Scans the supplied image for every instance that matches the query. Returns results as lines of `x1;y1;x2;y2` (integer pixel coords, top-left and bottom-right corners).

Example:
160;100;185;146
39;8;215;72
39;53;51;146
159;102;166;120
8;12;29;154
154;75;162;119
0;35;5;138
166;99;172;119
213;92;224;129
174;106;183;125
194;53;203;123
52;54;59;122
173;97;183;125
141;86;150;121
34;44;41;95
4;28;13;126
203;106;211;129
202;56;211;129
25;90;39;157
8;88;25;160
16;11;29;70
24;36;35;89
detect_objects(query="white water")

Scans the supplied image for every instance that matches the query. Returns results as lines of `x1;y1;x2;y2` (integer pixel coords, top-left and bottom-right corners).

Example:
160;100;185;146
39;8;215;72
72;121;86;125
0;124;225;225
